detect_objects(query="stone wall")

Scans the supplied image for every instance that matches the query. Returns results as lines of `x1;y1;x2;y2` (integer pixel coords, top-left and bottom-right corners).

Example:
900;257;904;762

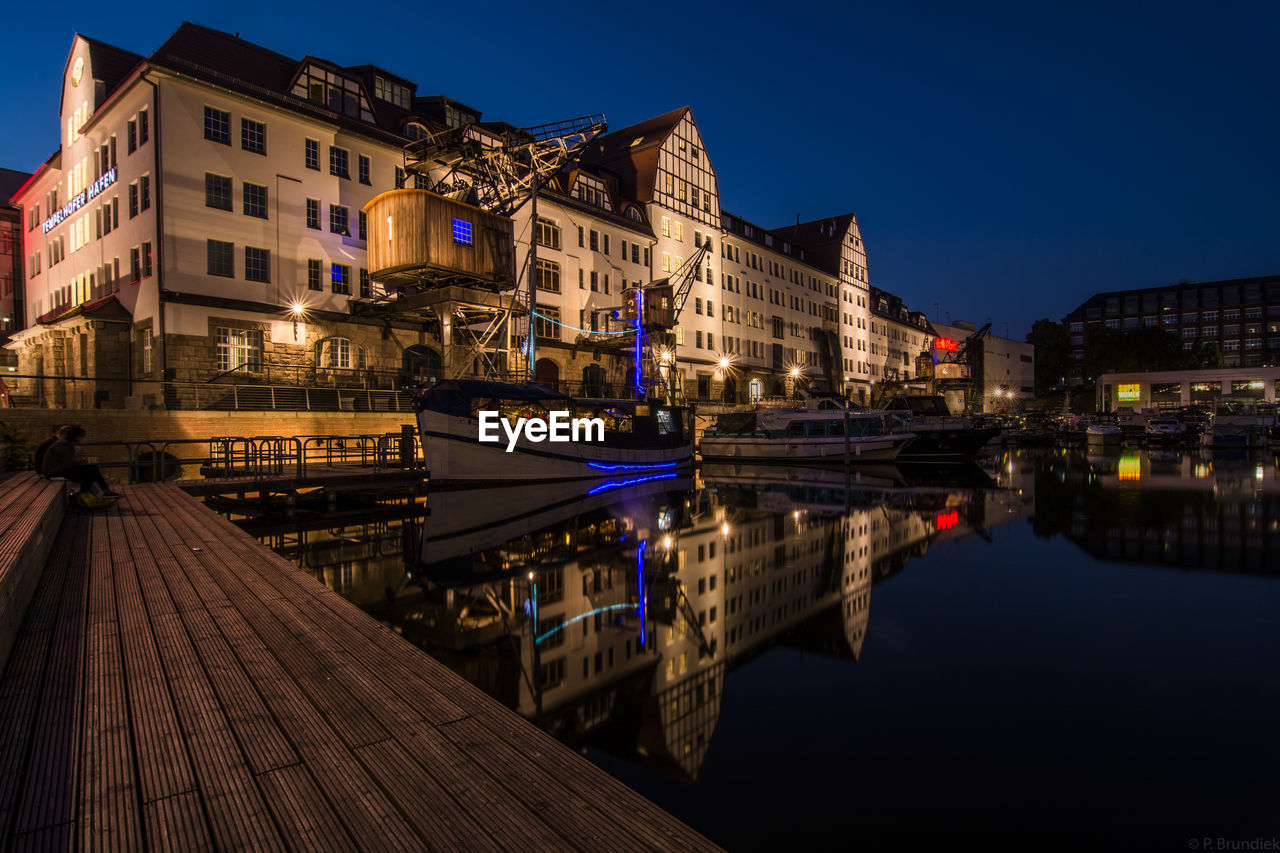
0;409;417;485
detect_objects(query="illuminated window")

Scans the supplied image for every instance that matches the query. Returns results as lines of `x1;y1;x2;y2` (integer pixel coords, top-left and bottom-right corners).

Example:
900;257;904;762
452;218;473;246
331;264;351;294
217;328;262;372
535;259;560;293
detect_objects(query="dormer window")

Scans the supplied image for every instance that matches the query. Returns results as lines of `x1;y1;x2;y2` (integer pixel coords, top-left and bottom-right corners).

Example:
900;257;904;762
290;63;374;122
373;76;411;109
404;122;429;141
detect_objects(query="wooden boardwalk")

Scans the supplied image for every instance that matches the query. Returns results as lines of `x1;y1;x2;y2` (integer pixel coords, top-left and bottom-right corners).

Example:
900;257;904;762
0;484;717;851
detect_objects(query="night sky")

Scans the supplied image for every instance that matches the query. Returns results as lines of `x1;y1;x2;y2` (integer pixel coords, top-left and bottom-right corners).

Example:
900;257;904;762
2;0;1277;338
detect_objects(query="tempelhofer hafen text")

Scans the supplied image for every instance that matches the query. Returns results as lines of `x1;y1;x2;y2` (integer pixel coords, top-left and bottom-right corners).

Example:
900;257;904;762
477;411;605;452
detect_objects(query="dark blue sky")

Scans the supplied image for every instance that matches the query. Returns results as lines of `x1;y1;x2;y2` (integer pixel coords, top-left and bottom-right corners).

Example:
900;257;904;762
3;0;1278;338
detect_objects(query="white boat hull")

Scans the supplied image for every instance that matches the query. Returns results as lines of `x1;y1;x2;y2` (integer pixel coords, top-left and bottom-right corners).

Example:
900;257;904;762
419;409;693;483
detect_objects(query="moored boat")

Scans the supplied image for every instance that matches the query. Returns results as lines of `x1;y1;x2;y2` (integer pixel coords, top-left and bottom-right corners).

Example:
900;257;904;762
413;380;693;484
700;408;914;463
881;395;1002;460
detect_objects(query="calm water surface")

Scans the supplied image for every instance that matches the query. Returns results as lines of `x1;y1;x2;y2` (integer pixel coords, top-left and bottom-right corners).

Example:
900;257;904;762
246;449;1280;850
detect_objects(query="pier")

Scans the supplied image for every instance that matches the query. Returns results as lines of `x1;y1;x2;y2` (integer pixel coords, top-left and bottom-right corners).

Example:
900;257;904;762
0;473;715;851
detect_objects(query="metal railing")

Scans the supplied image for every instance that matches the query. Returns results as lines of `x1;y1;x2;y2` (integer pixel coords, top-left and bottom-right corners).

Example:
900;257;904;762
0;372;417;411
52;432;426;485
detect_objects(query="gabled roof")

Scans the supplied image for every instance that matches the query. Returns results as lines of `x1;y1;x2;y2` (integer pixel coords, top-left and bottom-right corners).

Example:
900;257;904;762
771;213;859;277
582;107;689;203
63;36;144;114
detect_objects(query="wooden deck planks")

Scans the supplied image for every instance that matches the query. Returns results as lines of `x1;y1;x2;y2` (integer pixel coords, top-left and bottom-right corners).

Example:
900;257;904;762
0;482;719;852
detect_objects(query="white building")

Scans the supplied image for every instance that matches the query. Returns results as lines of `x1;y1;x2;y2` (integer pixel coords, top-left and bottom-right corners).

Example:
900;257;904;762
7;24;894;410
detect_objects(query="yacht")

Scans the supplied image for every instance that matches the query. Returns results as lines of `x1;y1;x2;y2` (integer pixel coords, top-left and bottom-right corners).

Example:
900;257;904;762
700;408;914;463
881;396;1002;459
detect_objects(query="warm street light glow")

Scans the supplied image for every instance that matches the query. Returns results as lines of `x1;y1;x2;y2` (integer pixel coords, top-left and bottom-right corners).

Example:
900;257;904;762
718;356;731;369
790;366;801;378
290;303;305;316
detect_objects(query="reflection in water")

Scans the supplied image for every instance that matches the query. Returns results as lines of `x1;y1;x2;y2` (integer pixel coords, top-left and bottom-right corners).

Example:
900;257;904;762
1033;448;1280;574
229;448;1280;845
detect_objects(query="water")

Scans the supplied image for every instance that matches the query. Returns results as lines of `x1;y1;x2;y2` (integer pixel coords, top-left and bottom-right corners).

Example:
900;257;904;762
247;449;1280;850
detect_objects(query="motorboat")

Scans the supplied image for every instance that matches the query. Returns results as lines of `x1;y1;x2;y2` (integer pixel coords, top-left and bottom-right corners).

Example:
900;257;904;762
413;380;693;484
1085;415;1123;448
700;408;914;463
881;396;1002;459
1145;417;1186;444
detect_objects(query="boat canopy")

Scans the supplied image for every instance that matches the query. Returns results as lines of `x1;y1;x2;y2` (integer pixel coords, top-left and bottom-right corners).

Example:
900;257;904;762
884;396;952;416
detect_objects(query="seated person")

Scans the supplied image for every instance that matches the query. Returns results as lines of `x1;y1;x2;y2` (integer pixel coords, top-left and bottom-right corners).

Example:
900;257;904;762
41;425;122;498
33;424;63;474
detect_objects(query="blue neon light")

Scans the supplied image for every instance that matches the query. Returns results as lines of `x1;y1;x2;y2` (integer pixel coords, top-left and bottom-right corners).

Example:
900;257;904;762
586;472;678;495
633;289;645;399
586;460;680;472
452;218;473;246
535;603;640;644
637;539;647;647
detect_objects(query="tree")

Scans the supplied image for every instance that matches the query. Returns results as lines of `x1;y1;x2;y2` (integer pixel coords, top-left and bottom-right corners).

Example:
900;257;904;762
1025;318;1069;396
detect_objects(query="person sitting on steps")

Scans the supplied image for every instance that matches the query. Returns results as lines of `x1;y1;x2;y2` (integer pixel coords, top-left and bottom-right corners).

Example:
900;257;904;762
33;423;64;474
41;425;123;498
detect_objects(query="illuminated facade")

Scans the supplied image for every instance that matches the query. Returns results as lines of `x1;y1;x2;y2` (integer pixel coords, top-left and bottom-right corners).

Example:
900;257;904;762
931;319;1035;412
1094;366;1280;411
6;25;885;408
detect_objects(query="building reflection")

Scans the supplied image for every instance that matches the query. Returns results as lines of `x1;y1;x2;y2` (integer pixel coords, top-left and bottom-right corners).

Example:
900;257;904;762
1033;448;1280;574
375;456;1037;782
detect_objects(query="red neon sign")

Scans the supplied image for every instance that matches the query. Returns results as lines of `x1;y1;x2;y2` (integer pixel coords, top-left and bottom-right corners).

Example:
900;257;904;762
934;337;958;352
935;510;959;531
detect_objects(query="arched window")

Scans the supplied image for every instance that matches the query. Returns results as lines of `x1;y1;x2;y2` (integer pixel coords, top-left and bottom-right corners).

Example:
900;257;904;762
315;337;367;370
404;121;429;141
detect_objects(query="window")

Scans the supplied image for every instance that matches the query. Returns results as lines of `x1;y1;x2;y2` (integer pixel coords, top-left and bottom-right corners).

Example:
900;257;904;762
305;138;320;170
603;234;610;255
307;258;322;291
245;247;270;282
129;248;140;284
395;167;406;189
589;230;599;251
127;119;137;153
452;218;473;246
139;175;150;212
577;226;584;248
536;259;560;293
316;338;352;369
358;154;370;185
217;328;263;372
534;305;559;340
330;205;349;235
204;107;231;144
358;210;367;240
207;240;234;277
373;76;411;108
331;263;351;294
243;182;268;218
128;183;138;218
359;268;371;298
661;217;670;237
329;146;349;178
141;242;152;278
536;217;560;249
306;199;320;229
205;173;232;210
241;118;266;154
139;109;148;145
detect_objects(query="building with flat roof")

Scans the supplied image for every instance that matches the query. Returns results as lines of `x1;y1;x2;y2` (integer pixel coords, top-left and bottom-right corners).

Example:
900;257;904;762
1064;275;1280;371
1095;366;1280;412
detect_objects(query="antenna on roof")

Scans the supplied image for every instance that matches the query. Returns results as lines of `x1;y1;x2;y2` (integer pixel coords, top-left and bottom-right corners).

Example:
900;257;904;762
796;214;800;225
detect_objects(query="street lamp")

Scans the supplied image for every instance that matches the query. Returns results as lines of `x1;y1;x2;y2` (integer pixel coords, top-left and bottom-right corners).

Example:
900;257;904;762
290;302;306;340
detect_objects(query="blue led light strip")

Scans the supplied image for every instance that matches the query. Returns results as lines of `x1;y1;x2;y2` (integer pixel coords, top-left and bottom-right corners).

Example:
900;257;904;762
536;603;641;644
529;310;632;336
586;460;680;472
637;539;647;647
586;472;678;495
